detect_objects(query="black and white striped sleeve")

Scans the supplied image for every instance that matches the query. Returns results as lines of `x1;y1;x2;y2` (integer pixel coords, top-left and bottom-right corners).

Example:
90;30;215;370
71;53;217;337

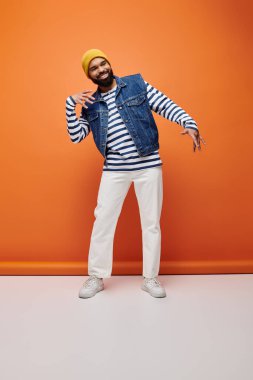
65;96;91;143
144;81;198;131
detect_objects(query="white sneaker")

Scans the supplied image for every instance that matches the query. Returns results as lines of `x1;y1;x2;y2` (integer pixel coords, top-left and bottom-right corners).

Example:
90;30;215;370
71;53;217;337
141;276;166;298
79;275;104;299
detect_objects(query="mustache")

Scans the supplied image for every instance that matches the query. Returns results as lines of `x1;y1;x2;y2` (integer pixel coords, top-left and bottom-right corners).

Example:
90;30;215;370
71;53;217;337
98;71;110;79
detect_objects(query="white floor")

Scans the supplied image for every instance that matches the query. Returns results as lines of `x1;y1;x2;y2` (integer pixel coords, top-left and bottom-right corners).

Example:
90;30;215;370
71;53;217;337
0;274;253;380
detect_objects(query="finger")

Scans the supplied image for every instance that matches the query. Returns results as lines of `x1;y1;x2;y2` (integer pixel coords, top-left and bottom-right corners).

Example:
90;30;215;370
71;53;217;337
196;133;205;144
80;93;96;101
195;134;201;149
80;93;90;99
78;96;93;106
81;100;88;108
84;98;94;104
77;98;87;106
191;134;199;148
200;135;206;145
193;137;201;151
81;94;95;102
197;135;201;150
80;100;89;107
81;91;96;100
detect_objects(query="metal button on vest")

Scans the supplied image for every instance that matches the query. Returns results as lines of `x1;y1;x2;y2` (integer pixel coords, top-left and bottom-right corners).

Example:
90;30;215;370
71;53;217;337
118;106;122;109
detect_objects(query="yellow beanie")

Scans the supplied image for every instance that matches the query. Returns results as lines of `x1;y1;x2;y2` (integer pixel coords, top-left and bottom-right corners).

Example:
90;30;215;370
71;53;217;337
81;48;110;77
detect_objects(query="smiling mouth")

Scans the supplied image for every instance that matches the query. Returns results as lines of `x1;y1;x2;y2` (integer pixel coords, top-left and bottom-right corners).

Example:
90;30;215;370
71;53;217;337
99;73;109;79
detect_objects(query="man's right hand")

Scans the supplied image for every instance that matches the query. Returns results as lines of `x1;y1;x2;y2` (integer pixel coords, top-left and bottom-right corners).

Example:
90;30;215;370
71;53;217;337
71;90;95;108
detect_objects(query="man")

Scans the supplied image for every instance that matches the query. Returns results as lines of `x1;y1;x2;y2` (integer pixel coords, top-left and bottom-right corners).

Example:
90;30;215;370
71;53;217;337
65;48;206;299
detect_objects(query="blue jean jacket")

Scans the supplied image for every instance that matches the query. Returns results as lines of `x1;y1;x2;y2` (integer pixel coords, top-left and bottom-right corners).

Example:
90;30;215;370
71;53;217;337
82;74;160;167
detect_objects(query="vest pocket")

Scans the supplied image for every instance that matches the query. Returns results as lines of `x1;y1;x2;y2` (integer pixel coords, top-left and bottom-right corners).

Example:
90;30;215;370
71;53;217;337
125;94;148;120
125;94;146;106
87;112;99;122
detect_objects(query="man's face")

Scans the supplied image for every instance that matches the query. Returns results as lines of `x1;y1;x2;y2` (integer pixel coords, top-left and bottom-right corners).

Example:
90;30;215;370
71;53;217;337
88;57;114;87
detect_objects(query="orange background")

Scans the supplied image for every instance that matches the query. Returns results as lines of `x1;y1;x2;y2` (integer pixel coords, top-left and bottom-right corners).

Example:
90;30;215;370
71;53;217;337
1;0;253;275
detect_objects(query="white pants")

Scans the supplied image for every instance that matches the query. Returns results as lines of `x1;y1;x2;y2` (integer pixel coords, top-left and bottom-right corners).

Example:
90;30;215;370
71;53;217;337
88;166;163;278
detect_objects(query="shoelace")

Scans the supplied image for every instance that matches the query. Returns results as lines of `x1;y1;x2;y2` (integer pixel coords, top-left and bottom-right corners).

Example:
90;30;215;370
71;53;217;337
144;277;161;287
83;275;101;288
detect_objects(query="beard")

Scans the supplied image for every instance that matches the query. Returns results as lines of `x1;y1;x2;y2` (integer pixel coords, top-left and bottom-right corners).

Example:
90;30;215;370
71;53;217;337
90;67;115;88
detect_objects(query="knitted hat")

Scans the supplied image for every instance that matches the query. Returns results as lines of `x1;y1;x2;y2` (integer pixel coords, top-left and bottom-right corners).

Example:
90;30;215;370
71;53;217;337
81;48;110;77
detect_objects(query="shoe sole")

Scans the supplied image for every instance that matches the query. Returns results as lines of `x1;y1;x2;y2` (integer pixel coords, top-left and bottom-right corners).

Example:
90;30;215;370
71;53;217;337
141;285;166;298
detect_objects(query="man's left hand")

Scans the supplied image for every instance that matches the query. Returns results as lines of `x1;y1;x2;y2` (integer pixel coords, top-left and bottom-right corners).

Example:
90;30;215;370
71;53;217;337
180;128;206;152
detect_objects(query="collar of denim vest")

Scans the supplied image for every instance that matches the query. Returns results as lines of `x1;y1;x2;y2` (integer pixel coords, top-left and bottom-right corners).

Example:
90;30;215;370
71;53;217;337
92;75;126;101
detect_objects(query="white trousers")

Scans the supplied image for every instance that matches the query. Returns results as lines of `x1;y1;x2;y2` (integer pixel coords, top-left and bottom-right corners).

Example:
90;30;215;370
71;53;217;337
87;166;163;278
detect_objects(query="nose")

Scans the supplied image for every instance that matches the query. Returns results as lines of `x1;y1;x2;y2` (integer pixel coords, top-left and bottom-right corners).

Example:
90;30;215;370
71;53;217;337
98;68;107;76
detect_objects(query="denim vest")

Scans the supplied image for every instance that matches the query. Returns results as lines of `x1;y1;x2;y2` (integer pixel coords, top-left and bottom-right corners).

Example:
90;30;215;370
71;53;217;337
82;73;159;167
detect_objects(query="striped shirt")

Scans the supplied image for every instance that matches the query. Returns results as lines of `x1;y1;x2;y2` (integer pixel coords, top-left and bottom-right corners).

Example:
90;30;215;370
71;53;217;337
65;79;198;171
